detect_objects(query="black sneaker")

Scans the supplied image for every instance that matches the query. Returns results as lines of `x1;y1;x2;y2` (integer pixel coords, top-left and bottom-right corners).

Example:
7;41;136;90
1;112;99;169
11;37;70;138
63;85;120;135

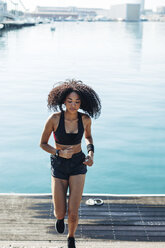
67;237;76;248
55;218;65;233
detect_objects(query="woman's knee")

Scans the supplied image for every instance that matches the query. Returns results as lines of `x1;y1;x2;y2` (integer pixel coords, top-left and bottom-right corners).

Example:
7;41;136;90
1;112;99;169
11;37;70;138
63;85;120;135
68;209;78;222
54;209;66;219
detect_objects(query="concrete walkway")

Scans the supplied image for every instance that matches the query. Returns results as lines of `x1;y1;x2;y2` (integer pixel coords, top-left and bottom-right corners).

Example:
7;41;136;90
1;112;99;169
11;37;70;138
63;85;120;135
1;194;165;247
0;241;165;248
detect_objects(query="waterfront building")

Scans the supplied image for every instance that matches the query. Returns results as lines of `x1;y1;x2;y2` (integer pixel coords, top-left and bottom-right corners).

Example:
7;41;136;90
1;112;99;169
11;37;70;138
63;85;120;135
27;6;111;21
156;6;165;15
0;0;7;21
30;6;103;20
33;6;78;20
109;4;141;21
144;9;153;15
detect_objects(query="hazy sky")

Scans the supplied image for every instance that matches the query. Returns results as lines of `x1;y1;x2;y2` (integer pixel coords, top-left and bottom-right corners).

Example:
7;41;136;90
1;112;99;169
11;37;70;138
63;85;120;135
7;0;165;11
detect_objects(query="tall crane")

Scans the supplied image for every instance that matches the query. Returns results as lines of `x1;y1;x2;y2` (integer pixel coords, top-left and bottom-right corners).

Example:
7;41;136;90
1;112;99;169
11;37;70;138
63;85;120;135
7;0;28;12
18;0;28;12
8;0;18;12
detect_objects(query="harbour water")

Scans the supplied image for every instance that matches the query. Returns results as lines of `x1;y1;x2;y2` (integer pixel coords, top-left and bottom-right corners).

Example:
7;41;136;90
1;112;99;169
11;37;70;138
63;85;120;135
0;22;165;194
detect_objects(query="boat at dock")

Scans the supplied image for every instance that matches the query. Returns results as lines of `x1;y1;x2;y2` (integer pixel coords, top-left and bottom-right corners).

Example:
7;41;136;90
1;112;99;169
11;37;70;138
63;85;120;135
50;26;56;31
50;24;56;31
50;21;56;31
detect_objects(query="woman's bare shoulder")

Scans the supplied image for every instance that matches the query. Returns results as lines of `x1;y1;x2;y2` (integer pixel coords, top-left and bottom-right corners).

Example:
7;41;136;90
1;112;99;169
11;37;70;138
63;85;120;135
44;112;61;132
81;113;91;126
46;112;61;125
50;112;61;119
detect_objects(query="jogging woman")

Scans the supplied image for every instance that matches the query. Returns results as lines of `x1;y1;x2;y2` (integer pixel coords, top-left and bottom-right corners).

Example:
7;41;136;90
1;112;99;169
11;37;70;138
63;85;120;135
40;79;101;248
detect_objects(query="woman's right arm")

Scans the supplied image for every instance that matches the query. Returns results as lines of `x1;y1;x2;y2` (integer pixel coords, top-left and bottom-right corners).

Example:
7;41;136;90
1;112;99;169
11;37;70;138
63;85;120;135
40;115;74;158
40;116;57;155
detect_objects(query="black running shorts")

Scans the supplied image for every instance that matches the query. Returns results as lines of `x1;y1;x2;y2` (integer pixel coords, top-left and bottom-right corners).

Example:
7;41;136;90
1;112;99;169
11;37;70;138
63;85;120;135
50;151;87;180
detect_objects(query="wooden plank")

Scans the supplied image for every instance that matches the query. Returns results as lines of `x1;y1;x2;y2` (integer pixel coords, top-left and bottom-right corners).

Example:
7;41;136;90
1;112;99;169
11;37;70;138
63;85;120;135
80;211;165;217
1;223;165;232
79;216;165;221
80;230;165;237
82;225;165;231
80;207;165;212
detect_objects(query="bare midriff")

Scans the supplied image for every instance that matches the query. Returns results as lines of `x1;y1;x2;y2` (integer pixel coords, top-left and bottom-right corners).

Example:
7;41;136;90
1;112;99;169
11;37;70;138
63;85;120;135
55;142;82;156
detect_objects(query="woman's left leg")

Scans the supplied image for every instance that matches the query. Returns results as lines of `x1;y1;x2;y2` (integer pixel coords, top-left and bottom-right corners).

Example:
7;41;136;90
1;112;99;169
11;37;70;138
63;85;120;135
68;174;86;238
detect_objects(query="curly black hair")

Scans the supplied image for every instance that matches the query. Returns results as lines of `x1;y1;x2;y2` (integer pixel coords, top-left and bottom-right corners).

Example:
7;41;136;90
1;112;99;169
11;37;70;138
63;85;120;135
47;79;101;119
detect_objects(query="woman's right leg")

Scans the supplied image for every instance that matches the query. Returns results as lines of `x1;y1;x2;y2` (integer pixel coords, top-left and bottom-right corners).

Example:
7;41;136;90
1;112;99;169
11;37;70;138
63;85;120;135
51;176;69;219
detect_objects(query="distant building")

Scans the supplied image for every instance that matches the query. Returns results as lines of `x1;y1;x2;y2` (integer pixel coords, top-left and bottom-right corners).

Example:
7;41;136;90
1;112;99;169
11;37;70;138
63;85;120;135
141;0;145;13
0;0;7;21
109;4;141;21
32;6;101;20
156;6;165;15
33;6;78;20
143;9;153;16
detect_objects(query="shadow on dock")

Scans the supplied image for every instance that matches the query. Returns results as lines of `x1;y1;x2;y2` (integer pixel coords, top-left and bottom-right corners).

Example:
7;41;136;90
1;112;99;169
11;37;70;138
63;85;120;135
0;194;165;242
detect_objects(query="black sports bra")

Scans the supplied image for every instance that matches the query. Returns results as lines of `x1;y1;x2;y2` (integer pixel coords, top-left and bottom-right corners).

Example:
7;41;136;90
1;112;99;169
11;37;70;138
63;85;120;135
53;111;84;145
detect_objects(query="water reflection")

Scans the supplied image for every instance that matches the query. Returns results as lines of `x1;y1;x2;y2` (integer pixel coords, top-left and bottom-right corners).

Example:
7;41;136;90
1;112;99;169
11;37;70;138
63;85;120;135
0;30;6;50
124;22;143;70
125;22;143;39
0;30;3;37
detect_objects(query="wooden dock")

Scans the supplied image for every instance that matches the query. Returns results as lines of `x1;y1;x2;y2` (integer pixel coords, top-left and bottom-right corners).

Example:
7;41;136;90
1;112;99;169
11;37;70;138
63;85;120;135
0;194;165;247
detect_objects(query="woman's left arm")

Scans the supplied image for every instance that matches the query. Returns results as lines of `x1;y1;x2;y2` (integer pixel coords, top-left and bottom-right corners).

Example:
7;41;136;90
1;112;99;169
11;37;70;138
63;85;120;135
83;116;94;167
